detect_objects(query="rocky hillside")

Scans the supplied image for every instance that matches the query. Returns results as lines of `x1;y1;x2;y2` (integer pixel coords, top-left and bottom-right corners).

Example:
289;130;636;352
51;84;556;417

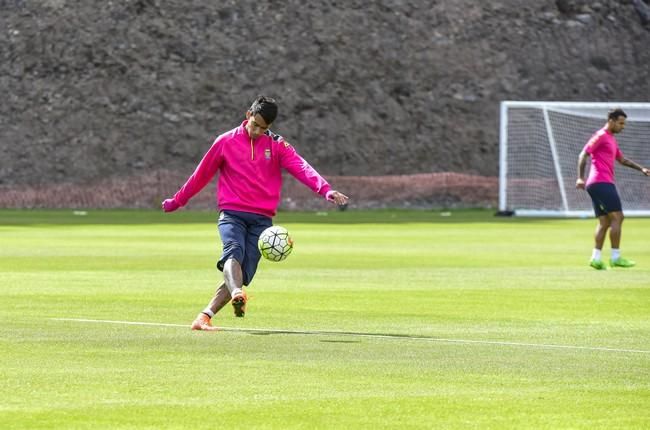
1;0;649;201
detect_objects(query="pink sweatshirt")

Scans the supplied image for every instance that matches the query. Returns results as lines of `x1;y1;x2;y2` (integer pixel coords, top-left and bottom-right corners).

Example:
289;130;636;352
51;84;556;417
583;127;623;186
172;121;332;217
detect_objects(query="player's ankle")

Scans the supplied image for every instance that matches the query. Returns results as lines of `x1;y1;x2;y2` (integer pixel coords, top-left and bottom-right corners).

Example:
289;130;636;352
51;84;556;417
591;248;602;261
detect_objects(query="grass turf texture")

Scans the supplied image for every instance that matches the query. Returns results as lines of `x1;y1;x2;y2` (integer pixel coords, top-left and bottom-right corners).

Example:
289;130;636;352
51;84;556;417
1;209;649;429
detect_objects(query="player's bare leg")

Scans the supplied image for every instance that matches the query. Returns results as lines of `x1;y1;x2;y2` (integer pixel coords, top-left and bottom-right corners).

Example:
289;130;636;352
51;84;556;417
608;211;623;249
608;211;634;267
223;258;247;317
223;258;244;296
206;283;231;315
589;215;610;270
191;283;231;331
594;215;610;250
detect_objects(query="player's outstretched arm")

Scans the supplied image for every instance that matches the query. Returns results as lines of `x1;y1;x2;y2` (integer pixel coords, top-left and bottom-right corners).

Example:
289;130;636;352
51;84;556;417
160;137;225;213
617;156;650;176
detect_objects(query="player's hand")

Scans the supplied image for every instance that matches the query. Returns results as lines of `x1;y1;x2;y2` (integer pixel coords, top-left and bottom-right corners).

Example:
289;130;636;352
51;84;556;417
642;167;650;176
162;198;181;212
327;190;349;206
575;178;585;190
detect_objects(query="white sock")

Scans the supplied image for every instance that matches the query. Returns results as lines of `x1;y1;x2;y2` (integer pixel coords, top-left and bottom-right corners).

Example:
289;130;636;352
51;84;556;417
591;249;602;261
231;288;243;298
202;309;214;318
611;248;621;261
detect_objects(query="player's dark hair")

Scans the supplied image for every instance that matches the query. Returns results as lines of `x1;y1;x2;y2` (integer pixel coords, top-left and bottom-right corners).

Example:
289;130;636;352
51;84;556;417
608;108;627;121
249;96;278;125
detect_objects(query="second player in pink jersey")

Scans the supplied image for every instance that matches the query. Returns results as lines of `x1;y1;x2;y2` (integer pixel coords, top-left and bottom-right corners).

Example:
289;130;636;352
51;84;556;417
576;108;649;270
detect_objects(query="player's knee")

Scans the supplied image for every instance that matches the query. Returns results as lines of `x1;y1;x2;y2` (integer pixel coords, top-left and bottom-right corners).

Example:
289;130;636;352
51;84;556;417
598;216;610;228
610;212;624;225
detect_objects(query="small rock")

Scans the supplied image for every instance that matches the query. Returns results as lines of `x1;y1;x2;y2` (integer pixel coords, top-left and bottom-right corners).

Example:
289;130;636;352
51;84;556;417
163;112;180;122
541;12;556;22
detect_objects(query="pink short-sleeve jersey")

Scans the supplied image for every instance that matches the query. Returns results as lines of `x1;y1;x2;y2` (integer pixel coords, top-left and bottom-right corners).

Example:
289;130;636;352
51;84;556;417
583;127;623;186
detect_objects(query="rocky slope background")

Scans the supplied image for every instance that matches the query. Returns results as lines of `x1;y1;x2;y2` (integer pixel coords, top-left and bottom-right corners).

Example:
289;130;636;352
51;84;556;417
1;0;649;209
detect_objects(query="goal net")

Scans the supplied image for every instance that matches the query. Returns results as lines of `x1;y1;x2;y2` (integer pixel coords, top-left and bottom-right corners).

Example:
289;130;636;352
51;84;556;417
499;101;650;217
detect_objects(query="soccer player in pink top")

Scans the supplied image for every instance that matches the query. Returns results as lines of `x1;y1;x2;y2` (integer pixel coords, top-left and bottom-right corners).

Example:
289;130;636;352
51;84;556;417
162;96;349;330
576;108;650;270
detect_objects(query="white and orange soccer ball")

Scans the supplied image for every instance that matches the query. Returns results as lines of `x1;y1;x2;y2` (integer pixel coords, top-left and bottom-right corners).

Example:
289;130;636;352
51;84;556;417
258;225;293;262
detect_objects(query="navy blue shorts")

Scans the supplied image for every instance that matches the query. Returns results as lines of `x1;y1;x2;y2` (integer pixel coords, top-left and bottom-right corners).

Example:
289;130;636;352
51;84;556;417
586;182;622;217
216;210;273;286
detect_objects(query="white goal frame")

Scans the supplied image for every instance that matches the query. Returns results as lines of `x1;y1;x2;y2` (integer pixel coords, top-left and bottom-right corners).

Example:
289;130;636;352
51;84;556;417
499;101;650;217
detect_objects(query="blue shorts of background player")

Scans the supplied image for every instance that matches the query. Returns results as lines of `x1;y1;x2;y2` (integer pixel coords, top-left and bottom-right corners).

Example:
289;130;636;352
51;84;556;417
586;182;622;217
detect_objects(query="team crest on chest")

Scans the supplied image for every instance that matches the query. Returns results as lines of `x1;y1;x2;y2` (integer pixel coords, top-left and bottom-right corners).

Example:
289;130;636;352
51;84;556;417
264;149;271;159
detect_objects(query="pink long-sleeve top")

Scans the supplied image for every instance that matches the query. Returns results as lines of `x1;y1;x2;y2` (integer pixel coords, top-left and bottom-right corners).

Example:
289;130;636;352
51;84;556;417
172;121;332;217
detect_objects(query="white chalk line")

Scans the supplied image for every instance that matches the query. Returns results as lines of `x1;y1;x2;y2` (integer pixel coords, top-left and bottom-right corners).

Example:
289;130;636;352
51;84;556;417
50;318;650;355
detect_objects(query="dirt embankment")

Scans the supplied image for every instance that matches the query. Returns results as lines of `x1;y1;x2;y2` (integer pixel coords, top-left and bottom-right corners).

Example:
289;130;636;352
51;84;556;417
1;1;648;208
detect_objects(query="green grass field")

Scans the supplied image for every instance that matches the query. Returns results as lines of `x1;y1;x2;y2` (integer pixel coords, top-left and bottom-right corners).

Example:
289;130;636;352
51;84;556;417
1;209;649;429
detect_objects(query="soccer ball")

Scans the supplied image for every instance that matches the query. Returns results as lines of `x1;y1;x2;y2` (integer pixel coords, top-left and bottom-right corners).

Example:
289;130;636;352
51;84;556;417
258;225;293;262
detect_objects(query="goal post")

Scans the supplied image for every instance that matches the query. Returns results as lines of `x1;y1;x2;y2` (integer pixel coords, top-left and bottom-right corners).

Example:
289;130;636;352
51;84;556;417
499;101;650;217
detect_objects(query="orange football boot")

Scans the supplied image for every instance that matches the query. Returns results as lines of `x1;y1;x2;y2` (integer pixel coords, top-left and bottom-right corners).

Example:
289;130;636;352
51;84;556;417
190;313;219;331
232;293;247;318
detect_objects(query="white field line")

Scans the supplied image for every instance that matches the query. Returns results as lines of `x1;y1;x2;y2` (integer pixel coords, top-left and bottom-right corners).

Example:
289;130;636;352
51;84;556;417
50;317;650;355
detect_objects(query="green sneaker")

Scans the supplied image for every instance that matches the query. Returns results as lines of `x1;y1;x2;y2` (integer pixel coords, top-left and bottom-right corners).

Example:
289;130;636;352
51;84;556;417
610;257;636;268
589;259;608;270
